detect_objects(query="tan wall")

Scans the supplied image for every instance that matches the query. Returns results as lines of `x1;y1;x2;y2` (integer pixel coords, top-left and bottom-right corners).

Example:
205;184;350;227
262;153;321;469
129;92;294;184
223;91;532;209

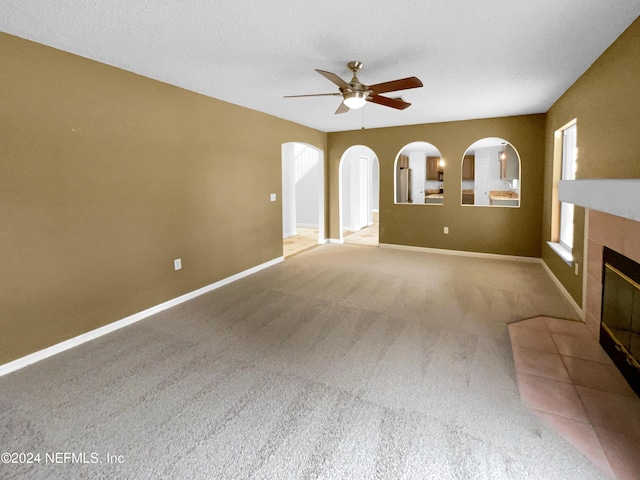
4;18;638;365
328;115;546;257
0;33;326;364
542;17;640;306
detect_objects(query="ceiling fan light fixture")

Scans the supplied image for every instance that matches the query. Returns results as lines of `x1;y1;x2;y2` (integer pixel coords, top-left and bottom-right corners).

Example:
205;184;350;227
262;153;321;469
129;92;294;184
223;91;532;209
343;92;367;109
285;62;422;115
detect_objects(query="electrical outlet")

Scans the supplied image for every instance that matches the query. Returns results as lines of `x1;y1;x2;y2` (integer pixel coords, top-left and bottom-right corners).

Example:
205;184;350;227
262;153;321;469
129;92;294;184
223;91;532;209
270;193;277;202
444;227;449;234
174;258;182;271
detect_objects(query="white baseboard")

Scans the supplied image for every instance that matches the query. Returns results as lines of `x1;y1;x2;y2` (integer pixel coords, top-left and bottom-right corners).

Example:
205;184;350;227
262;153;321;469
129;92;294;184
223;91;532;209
328;238;343;244
540;259;584;320
0;256;284;378
378;243;540;263
296;223;319;229
283;231;297;239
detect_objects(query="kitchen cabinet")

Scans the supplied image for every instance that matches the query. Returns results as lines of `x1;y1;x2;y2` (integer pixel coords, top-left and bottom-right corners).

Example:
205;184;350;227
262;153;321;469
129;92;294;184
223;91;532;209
426;156;441;180
462;155;475;180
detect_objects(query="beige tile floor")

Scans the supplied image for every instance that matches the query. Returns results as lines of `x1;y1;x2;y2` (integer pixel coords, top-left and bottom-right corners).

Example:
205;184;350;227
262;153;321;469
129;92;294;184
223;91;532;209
283;227;320;258
509;316;640;479
343;212;379;246
284;213;379;258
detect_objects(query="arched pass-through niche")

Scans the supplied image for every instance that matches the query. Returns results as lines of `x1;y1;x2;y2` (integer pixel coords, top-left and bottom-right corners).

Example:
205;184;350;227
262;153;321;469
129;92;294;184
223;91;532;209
461;137;521;207
394;141;444;205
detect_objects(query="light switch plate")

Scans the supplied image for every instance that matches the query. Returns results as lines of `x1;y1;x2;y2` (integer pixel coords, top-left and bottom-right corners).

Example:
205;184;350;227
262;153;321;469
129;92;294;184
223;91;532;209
174;258;182;270
444;227;449;234
270;193;277;202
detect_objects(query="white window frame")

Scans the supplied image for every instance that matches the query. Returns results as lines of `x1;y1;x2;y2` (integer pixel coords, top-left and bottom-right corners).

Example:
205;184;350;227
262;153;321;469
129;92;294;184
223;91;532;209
559;124;577;251
548;119;577;265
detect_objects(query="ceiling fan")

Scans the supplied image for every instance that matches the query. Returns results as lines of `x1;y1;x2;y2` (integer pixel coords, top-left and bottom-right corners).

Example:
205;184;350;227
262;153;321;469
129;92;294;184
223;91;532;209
284;61;423;114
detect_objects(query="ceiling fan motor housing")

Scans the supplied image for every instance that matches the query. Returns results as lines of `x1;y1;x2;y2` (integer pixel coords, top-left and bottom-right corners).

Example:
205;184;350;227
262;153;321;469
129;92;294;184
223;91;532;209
347;61;364;73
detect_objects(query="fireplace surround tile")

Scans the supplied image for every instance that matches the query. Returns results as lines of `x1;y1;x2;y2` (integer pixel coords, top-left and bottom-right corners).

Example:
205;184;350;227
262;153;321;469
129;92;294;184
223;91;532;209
511;316;548;332
576;386;640;439
510;316;639;478
562;356;637;398
620;217;640;254
585;277;603;330
516;371;589;422
585;312;600;339
512;345;572;382
585;210;640;391
622;232;640;263
588;210;640;266
514;200;640;478
552;333;613;364
532;409;615;478
587;239;604;280
592;425;640;480
589;210;626;253
544;317;592;338
509;325;557;353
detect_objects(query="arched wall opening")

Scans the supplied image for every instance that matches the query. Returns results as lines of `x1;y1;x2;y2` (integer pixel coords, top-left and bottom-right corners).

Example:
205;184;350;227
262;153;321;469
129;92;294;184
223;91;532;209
394;141;444;205
338;145;380;244
460;137;522;207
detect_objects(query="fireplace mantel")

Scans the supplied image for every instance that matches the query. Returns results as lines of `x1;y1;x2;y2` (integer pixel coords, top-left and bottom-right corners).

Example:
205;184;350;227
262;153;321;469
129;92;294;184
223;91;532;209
559;179;640;222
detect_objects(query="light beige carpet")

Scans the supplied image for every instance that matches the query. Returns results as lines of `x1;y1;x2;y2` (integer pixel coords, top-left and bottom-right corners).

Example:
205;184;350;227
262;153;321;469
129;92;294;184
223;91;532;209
0;244;607;479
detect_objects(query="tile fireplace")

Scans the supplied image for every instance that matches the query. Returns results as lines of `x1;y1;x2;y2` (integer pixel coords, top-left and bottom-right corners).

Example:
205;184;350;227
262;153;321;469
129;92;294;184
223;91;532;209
585;209;640;395
559;179;640;393
600;246;640;395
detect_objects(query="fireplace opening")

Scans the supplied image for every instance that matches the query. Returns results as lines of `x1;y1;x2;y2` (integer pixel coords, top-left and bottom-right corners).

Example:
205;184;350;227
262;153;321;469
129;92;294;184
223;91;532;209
600;246;640;396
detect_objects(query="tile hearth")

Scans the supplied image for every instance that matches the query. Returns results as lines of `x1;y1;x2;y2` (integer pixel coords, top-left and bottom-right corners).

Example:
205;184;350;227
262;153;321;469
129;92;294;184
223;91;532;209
509;316;640;480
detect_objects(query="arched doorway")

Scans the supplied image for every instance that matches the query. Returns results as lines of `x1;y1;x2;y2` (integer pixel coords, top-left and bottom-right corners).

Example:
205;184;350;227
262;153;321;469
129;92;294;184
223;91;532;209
339;145;380;245
281;142;325;257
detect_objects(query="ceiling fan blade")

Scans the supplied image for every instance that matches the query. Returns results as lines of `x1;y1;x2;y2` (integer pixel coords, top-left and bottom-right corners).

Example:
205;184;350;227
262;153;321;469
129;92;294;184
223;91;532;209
315;69;351;89
283;93;342;98
368;76;423;95
367;94;411;110
335;102;350;114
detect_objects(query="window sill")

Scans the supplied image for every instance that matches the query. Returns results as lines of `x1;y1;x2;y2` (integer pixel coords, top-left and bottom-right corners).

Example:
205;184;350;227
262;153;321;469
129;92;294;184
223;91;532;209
547;241;573;266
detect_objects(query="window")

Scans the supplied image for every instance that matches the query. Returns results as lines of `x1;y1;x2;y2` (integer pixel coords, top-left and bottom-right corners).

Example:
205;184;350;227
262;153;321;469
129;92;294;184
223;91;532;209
549;120;577;263
559;123;577;250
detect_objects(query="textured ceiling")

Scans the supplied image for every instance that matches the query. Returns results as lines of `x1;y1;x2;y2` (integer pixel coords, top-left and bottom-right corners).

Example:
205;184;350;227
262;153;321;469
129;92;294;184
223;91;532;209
1;1;639;132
